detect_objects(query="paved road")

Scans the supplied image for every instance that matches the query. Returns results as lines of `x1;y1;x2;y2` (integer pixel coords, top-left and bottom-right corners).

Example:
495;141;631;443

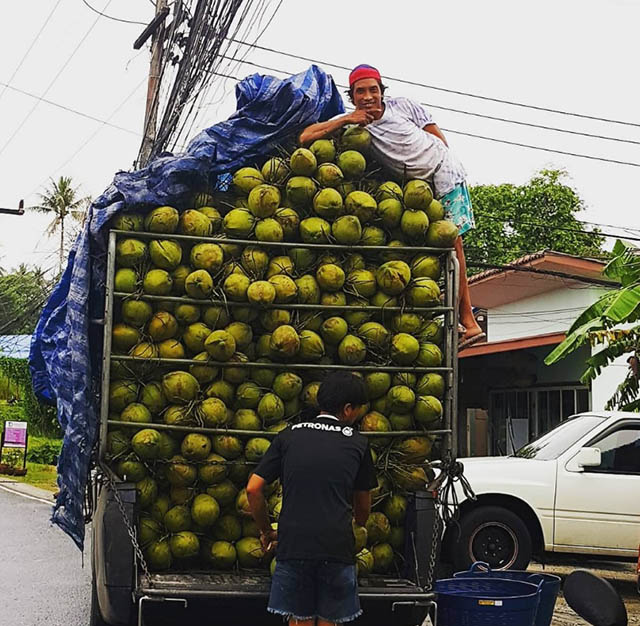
0;485;91;626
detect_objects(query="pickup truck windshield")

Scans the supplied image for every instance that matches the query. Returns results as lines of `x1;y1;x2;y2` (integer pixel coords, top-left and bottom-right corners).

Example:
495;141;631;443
513;415;605;460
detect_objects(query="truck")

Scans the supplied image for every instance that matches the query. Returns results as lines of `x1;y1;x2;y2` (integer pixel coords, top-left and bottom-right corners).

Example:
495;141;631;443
89;207;461;624
444;411;640;572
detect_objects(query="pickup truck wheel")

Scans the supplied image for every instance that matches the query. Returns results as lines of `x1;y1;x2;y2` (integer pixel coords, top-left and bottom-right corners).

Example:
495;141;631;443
90;575;110;626
452;505;532;571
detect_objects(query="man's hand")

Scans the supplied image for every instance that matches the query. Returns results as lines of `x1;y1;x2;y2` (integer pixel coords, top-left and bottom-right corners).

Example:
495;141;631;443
347;109;376;126
260;528;278;553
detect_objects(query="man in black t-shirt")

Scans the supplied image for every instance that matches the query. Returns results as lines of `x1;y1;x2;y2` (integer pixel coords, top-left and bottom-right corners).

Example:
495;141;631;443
247;372;377;626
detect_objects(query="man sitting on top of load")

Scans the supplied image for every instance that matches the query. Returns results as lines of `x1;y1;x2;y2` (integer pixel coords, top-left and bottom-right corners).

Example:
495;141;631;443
300;64;485;349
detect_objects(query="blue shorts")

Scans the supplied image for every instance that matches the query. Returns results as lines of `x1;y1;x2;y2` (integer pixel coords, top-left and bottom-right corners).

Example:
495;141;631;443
439;182;475;236
268;559;362;623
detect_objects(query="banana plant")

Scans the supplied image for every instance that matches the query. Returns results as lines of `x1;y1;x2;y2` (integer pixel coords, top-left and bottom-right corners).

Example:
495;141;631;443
545;240;640;410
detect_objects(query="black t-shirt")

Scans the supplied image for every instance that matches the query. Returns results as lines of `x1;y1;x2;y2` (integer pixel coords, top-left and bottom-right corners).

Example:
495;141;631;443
254;414;377;563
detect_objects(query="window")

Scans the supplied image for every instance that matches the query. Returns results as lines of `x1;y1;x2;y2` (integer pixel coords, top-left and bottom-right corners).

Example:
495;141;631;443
589;426;640;474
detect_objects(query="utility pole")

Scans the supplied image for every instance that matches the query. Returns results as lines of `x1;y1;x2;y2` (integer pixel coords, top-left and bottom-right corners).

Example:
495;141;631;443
138;0;169;168
0;200;24;215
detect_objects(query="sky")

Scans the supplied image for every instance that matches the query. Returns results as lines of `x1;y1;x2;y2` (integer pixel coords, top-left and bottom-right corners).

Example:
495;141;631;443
1;0;639;276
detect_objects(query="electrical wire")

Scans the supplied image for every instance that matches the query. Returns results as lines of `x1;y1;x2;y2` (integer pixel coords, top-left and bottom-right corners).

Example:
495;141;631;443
0;82;141;137
227;38;640;129
80;0;149;25
0;0;116;159
0;0;64;105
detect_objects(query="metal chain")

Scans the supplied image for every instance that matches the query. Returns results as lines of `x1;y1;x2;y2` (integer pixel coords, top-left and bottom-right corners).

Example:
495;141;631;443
425;502;441;590
105;471;153;587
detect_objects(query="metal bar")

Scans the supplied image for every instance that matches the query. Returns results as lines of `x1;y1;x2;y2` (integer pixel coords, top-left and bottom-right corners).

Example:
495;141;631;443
107;419;451;438
110;355;453;373
113;291;453;314
99;232;118;465
133;6;170;50
450;253;460;458
111;229;453;254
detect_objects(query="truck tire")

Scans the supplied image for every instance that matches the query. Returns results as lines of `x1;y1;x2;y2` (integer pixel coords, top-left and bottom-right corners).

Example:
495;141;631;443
90;575;110;626
451;505;532;571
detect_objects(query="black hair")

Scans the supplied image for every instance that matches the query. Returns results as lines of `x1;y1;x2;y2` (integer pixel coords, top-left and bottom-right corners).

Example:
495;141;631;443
346;81;387;104
317;372;368;415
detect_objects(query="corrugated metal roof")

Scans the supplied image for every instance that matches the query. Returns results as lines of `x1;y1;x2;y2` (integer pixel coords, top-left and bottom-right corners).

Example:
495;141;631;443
0;335;32;359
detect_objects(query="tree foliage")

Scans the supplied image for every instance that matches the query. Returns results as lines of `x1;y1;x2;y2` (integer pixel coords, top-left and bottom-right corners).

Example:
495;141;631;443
0;265;51;334
545;239;640;411
466;169;605;266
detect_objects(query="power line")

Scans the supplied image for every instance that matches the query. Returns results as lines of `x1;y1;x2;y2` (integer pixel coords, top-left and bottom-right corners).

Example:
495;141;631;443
209;69;640;168
80;0;148;25
0;0;64;105
0;82;141;136
227;38;640;129
0;0;115;159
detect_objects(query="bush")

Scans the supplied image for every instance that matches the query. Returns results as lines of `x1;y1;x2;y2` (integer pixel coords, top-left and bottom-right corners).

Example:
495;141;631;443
26;436;62;466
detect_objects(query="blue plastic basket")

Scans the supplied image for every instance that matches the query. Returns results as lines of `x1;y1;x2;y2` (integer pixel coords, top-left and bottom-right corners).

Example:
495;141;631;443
454;562;561;626
434;576;542;626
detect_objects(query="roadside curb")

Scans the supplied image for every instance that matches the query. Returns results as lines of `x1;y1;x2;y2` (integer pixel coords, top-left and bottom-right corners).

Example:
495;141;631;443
0;479;55;504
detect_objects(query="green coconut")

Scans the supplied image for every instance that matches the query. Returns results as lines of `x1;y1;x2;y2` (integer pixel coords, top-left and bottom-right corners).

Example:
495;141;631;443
107;430;130;457
255;217;284;242
372;543;394;573
191;493;220;528
321;291;347;307
221;274;249;302
395;436;433;463
416;342;443;367
131;428;162;460
174;304;200;325
166;455;197;487
376;181;403;201
235;382;263;409
245;280;276;306
233;167;264;194
235;489;251;517
198;206;223;233
353;523;368;554
244;437;271;463
360;412;391;448
393;372;416;388
146;539;172;571
295;275;321;304
241;246;270;278
389;412;414;431
273;207;300;240
189;352;218;384
182;322;212;353
113;212;144;231
266;255;294;278
139;516;163;548
232;408;262;431
309;139;336;164
162;371;200;404
366;512;391;544
206;541;237;570
165;505;192;533
163;405;194;428
358;321;389;349
169;531;200;560
116;239;147;269
419;319;444;346
147;311;178;342
178;209;213;237
268;275;297;304
207;481;239;511
361;225;387;247
128;341;159;362
290;147;317;176
345;191;376;223
300;217;331;244
248;184;281;218
391;313;424;335
425;219;459;247
184;269;214;299
261;308;291;331
148;239;182;271
387;385;416;412
414;395;443;427
299;312;323;332
377;198;403;229
344;253;365;273
269;419;290;432
376;261;411;296
202;306;230;329
416;373;445;399
364;372;392;399
213;513;242;542
228;457;252;486
142;269;172;296
224;208;256;238
222;352;249;384
149;494;171;524
381;240;409;263
299;330;325;361
344;298;372;328
371;396;387;413
337;150;366;180
410;255;441;281
383;494;408;525
261;157;289;183
338;334;367;364
403;179;433;210
157;431;177;460
390;333;420;365
401;209;429;241
302;381;321;407
331;215;362;245
356;548;374;577
320;316;349;346
273;372;303;401
341;125;371;152
257;393;285;424
136;477;158;508
286;176;317;208
426;198;445;222
213;435;243;460
407;277;440;306
114;268;138;293
144;206;179;233
236;536;265;568
112;324;140;353
313;187;344;220
289;247;315;273
190;243;224;273
120;402;152;425
269;325;300;359
171;264;191;295
181;433;212;462
315;164;344;191
314;264;344;293
115;457;146;482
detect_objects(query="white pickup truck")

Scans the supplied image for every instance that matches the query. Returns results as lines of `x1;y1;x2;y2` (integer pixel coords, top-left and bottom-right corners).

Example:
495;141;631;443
445;411;640;571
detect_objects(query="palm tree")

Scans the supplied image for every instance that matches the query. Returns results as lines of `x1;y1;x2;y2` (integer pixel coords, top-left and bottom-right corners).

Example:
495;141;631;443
31;176;90;275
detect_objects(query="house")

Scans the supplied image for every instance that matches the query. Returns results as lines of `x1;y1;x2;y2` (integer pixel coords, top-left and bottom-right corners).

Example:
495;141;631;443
458;251;625;457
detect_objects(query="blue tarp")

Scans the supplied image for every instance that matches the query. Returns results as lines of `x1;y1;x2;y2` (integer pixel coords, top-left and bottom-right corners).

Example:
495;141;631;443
29;65;344;549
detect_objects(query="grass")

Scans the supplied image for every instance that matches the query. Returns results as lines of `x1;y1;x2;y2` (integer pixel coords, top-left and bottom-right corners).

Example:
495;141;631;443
8;461;58;493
